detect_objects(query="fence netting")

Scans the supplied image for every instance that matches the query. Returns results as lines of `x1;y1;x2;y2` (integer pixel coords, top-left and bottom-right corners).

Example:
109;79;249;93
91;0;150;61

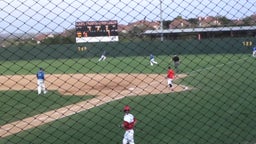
0;0;256;143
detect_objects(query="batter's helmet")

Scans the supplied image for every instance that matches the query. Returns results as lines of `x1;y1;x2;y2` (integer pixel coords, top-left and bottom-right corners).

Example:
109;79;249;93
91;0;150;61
124;105;130;111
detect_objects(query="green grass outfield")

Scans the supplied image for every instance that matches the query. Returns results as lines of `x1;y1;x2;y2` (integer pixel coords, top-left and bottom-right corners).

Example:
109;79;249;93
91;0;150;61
0;54;250;74
1;54;256;143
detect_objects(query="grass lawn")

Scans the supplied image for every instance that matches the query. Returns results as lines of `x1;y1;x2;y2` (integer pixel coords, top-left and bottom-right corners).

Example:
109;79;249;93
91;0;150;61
0;54;250;75
0;90;93;125
1;54;256;143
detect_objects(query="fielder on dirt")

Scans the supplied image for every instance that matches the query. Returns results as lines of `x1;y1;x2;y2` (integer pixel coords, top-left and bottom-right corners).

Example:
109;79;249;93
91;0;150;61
167;66;175;91
122;105;137;144
36;68;47;95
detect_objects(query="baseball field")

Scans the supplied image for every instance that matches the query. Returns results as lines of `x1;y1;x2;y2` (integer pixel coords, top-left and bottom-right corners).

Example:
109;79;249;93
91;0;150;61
0;38;256;143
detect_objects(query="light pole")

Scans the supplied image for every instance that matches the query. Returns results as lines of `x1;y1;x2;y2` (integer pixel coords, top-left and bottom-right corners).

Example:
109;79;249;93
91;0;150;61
160;0;164;41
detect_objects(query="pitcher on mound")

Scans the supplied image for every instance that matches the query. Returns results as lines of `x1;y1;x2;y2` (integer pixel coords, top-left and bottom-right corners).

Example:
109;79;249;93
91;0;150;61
167;66;175;91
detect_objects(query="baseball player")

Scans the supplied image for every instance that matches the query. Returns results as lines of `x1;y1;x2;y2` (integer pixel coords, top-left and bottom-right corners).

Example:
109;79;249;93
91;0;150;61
98;50;106;61
36;68;47;95
149;54;158;66
122;105;137;144
252;46;256;57
167;66;175;91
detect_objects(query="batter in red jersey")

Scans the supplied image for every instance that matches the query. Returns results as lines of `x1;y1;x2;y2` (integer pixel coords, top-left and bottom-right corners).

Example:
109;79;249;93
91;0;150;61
122;105;137;144
167;66;175;91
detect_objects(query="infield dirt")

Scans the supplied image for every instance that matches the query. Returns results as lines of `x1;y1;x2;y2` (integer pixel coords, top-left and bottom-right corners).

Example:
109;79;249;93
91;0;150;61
0;73;189;138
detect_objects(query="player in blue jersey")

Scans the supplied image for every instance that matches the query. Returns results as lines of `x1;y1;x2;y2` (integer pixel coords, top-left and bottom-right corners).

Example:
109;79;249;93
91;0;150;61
150;54;158;66
36;68;47;95
252;46;256;57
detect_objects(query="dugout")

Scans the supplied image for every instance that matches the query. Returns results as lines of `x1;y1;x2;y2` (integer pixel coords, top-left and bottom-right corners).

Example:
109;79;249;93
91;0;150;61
143;26;256;40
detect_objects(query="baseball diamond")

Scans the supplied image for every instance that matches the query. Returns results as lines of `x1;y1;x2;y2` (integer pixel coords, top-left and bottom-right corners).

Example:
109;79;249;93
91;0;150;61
0;73;189;138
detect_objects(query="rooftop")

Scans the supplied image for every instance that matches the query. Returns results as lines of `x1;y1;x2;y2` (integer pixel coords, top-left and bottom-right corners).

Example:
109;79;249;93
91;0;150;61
144;26;256;34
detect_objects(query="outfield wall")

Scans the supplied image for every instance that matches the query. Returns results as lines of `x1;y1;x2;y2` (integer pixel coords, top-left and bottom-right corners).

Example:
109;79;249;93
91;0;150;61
0;37;254;61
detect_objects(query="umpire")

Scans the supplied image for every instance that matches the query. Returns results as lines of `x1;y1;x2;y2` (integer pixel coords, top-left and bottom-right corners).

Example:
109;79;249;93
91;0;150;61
172;55;180;72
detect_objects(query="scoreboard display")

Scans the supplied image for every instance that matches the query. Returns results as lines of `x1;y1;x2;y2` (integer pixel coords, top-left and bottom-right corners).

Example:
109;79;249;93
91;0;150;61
75;20;118;43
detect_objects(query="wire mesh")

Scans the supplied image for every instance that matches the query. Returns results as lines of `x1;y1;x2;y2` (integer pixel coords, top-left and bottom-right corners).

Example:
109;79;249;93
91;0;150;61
0;0;256;143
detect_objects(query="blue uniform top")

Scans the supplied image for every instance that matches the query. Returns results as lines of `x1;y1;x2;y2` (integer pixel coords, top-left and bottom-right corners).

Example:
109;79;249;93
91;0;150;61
253;47;256;51
37;69;45;80
150;54;154;60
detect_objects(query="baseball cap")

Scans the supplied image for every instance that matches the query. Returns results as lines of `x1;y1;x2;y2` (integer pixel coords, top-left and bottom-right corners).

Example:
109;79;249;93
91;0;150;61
123;105;130;111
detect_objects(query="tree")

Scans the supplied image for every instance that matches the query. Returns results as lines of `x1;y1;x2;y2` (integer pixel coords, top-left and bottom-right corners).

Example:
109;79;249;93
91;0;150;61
216;16;232;26
41;35;75;44
174;16;183;20
243;16;256;26
163;20;172;29
187;18;199;27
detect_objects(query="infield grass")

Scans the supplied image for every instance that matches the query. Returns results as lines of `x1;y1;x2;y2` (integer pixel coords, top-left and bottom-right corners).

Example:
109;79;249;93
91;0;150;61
1;53;256;143
0;90;93;126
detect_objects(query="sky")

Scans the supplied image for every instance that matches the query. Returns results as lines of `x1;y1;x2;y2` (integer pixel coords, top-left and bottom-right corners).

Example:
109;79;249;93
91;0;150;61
0;0;255;34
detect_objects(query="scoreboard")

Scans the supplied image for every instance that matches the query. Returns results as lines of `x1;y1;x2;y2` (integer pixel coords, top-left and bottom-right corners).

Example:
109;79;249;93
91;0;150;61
75;20;118;43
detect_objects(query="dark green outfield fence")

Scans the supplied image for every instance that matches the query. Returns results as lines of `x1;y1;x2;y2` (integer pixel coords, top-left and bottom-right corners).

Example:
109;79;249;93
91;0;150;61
1;37;254;61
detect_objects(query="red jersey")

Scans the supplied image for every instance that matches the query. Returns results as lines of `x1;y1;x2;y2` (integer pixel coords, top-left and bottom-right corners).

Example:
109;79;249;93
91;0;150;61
167;69;175;79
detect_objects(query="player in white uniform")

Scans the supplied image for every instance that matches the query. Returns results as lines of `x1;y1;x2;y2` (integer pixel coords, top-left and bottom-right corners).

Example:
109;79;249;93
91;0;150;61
252;46;256;57
98;50;106;61
150;54;158;66
36;68;47;95
122;105;137;144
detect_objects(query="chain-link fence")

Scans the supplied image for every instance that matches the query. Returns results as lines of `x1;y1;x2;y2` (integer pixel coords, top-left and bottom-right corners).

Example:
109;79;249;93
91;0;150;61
0;0;256;143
